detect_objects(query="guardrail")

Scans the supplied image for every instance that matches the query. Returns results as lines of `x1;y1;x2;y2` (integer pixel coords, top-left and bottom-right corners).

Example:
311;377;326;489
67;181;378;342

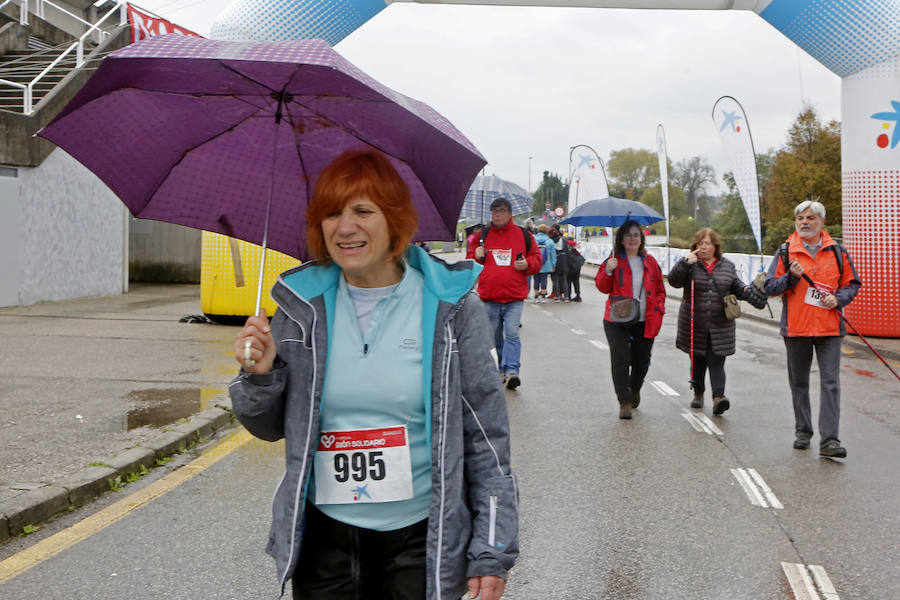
1;0;127;114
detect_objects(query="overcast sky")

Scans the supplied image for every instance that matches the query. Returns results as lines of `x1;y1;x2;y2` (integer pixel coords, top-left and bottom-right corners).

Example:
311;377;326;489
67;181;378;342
133;1;842;195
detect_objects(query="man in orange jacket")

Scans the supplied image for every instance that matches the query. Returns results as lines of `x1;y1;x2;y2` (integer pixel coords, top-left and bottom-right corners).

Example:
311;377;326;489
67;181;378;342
765;200;861;459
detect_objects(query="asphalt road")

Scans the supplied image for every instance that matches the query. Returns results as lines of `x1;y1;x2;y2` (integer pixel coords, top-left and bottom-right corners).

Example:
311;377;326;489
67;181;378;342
1;290;898;600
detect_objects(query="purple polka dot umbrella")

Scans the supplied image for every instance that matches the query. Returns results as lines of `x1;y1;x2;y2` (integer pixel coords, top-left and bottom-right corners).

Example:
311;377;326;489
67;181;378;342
39;34;486;311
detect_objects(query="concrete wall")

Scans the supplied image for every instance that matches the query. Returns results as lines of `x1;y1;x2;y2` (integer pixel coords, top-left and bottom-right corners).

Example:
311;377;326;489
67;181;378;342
0;147;125;307
130;220;201;283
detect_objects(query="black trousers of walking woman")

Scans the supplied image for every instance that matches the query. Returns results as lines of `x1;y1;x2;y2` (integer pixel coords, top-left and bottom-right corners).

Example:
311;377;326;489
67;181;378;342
292;504;427;600
692;333;726;398
603;320;654;405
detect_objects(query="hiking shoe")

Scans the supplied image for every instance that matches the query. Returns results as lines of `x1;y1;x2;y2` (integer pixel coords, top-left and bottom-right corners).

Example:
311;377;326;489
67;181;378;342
619;402;633;420
631;389;641;409
690;394;704;409
712;396;730;415
820;440;847;459
506;373;521;390
793;433;811;450
572;296;582;302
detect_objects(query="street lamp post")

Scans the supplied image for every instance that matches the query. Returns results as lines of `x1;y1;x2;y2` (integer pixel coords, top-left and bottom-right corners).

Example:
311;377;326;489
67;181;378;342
528;156;532;194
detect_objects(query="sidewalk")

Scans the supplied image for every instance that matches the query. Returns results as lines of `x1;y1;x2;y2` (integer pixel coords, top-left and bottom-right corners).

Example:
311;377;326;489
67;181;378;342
0;284;240;543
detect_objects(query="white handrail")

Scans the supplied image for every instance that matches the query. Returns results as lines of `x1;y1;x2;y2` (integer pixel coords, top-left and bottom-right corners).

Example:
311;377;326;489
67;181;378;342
33;0;94;30
3;0;127;113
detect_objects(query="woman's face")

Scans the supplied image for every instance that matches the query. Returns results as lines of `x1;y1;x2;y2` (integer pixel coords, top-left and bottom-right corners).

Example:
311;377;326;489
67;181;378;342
695;235;715;261
623;225;642;254
321;196;398;287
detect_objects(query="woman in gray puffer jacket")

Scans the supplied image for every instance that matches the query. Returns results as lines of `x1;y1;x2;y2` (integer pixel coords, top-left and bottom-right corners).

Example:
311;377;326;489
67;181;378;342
668;228;758;415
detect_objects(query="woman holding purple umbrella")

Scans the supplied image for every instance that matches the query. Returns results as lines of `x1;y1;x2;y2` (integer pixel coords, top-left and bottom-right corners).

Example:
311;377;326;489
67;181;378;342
230;150;517;600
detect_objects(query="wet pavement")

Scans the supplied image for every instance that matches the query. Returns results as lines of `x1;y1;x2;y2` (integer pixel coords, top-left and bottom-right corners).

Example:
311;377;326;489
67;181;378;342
0;284;239;534
1;252;899;598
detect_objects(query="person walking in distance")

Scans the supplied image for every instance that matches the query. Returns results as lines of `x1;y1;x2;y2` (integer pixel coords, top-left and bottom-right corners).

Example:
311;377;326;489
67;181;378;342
764;199;861;459
468;197;542;389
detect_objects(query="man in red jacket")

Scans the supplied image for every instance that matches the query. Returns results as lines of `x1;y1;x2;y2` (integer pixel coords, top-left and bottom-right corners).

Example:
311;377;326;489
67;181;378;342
468;197;542;389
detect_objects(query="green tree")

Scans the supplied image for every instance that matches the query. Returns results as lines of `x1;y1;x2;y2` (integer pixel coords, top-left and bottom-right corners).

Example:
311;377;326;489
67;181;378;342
606;148;658;202
530;171;569;220
763;105;841;224
713;150;775;253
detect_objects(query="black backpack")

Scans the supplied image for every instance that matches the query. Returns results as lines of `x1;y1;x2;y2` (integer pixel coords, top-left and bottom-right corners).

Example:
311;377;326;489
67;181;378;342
481;225;533;255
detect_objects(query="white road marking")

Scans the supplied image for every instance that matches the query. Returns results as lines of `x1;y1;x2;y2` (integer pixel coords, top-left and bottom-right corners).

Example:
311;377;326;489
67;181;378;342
681;412;707;433
781;562;819;600
808;565;840;600
747;467;783;509
695;413;724;436
681;412;723;436
571;329;586;335
589;340;607;350
731;468;782;509
541;310;553;317
781;562;840;600
649;380;680;396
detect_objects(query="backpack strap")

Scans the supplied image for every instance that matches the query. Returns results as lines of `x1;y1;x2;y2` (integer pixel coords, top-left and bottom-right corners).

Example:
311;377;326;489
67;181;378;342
781;241;844;280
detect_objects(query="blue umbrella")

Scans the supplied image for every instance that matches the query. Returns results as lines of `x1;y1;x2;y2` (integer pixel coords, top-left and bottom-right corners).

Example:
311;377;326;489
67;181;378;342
559;196;664;227
459;175;534;223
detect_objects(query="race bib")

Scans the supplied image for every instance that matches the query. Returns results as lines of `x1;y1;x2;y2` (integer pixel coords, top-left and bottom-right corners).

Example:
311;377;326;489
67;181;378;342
314;425;413;505
804;281;835;309
491;248;512;266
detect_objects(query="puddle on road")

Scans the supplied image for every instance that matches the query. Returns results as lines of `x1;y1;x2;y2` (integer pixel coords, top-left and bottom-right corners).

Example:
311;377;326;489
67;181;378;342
124;387;224;430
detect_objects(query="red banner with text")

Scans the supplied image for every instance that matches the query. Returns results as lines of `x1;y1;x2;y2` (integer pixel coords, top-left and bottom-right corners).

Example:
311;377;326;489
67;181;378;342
128;4;203;43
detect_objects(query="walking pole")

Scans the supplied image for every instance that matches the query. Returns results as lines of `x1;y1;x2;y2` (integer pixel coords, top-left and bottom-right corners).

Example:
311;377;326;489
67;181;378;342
689;275;695;390
799;273;900;383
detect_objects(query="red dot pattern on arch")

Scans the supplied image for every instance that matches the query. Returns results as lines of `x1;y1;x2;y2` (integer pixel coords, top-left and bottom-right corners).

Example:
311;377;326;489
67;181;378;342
843;170;900;337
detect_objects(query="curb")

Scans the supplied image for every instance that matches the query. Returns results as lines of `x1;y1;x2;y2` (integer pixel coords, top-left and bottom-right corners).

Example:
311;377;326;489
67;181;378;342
0;398;236;544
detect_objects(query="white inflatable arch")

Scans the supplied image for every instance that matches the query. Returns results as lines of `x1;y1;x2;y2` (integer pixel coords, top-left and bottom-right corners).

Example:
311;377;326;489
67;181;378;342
210;0;900;337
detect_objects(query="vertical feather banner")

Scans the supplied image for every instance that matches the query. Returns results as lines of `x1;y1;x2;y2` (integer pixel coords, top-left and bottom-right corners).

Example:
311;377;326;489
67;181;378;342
712;96;762;253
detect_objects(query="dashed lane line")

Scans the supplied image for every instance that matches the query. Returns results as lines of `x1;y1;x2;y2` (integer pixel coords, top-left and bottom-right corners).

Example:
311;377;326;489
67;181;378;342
589;340;607;350
570;329;586;335
730;468;783;509
649;380;680;396
681;412;724;436
0;429;254;584
781;562;841;600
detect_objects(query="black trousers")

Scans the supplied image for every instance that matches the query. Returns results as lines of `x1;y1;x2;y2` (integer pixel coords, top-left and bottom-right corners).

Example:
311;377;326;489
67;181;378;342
551;269;568;298
692;333;727;397
292;504;428;600
566;266;582;298
603;320;654;405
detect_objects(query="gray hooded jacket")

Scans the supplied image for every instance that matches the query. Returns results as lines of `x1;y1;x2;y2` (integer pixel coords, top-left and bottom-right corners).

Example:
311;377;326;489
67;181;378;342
229;246;518;598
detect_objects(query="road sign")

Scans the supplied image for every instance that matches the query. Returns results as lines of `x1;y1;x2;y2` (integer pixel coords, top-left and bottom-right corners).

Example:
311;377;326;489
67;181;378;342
554;206;565;217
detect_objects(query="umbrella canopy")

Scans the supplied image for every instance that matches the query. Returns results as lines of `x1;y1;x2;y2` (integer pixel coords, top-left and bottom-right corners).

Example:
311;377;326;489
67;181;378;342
559;196;664;227
38;35;486;262
459;175;534;223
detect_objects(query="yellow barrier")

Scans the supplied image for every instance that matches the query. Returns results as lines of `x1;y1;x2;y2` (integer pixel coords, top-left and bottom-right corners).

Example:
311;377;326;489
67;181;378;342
201;231;301;320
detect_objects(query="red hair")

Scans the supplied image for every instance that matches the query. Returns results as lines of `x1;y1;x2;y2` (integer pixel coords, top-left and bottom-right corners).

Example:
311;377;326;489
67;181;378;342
306;150;418;263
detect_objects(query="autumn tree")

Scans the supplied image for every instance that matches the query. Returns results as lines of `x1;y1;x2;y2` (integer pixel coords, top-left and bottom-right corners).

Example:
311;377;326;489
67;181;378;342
606;148;658;202
763;105;841;224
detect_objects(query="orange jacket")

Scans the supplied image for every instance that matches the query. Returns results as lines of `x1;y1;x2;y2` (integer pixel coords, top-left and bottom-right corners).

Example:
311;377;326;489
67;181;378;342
764;231;861;337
